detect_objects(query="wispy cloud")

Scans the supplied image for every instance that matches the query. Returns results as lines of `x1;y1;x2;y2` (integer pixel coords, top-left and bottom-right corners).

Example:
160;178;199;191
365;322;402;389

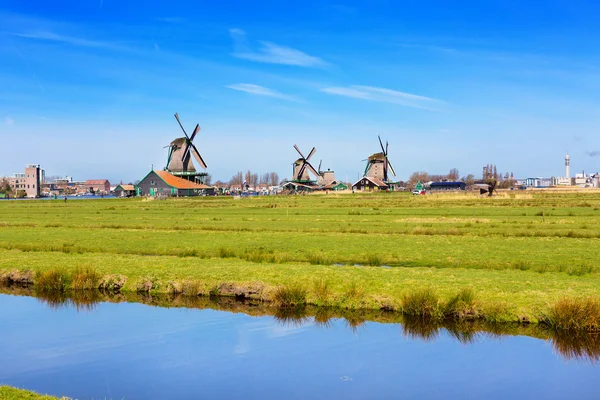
320;85;445;111
229;29;326;67
226;83;296;101
13;31;119;49
587;150;600;157
5;116;14;125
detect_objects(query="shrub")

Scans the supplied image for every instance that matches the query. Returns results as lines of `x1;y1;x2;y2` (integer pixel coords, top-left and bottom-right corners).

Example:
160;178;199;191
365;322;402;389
444;288;479;320
308;253;330;265
218;247;236;258
312;279;330;303
544;297;600;331
36;269;70;292
366;254;382;266
71;267;101;290
271;285;307;307
181;280;202;296
401;288;443;319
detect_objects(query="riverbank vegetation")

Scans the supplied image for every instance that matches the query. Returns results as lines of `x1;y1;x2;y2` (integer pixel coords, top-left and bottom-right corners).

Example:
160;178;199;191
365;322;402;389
0;386;63;399
1;191;600;330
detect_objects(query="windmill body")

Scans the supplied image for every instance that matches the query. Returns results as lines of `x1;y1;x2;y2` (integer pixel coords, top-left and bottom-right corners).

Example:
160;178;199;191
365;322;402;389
165;113;208;183
290;145;319;183
363;136;397;184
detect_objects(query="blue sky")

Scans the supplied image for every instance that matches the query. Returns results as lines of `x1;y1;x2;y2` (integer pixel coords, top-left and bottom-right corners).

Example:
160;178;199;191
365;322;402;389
1;0;600;183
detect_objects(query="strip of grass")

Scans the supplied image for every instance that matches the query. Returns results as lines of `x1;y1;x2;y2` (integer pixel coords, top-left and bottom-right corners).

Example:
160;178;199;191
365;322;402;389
0;386;64;399
2;192;600;329
2;248;600;328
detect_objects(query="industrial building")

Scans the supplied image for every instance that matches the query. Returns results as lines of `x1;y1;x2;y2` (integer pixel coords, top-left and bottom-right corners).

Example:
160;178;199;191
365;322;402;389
3;164;43;198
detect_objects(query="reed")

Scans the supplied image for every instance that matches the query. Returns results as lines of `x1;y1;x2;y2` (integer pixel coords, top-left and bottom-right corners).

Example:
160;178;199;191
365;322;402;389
35;269;70;292
444;288;479;320
271;285;307;307
401;287;443;319
70;266;101;290
544;297;600;331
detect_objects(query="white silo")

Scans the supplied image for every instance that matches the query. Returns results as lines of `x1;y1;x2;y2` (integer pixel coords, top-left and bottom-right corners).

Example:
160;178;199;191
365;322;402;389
565;153;570;179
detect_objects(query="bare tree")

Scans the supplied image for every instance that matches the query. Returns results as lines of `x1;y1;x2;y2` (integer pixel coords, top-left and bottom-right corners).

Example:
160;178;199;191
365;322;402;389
203;174;212;185
447;168;459;181
269;172;280;186
408;171;430;188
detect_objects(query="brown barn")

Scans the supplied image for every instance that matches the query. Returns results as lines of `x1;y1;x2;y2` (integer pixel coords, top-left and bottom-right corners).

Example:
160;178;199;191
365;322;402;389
352;176;389;191
137;170;210;197
114;184;136;197
85;179;111;194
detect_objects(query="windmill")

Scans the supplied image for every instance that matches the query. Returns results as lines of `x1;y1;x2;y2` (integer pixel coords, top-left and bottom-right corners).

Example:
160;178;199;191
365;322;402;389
291;144;319;182
317;159;337;187
363;136;396;183
165;113;208;183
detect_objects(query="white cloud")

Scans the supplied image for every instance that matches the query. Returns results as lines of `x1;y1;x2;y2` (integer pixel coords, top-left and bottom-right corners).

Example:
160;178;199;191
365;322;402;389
5;117;14;125
226;83;296;101
320;85;445;111
229;29;326;67
13;31;118;49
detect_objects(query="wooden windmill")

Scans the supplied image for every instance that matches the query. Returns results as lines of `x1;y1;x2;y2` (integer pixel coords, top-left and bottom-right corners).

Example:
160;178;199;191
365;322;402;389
165;113;208;183
291;144;319;182
363;136;396;183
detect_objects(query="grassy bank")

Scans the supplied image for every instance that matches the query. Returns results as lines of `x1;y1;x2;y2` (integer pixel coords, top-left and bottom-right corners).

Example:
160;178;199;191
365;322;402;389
1;191;600;329
0;386;64;399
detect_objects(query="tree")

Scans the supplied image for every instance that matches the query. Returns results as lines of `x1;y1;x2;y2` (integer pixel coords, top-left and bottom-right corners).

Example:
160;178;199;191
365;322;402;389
447;168;459;181
203;174;212;185
408;171;430;188
260;173;270;184
0;178;13;197
229;171;243;186
269;172;279;186
465;174;475;186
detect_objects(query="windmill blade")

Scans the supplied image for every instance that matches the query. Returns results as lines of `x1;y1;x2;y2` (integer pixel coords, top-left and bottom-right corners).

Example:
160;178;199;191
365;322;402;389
306;147;316;161
386;141;388;156
174;113;190;139
306;162;319;178
190;143;207;169
293;144;306;159
388;160;397;177
318;160;322;174
378;135;386;154
189;124;200;142
181;141;191;161
298;163;307;179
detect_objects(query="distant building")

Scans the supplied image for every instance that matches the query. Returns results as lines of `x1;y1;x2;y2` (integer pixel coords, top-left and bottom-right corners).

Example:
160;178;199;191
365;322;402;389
525;177;552;188
352;176;389;191
429;181;466;191
84;179;111;194
114;184;136;197
552;177;571;186
4;164;42;198
137;170;210;196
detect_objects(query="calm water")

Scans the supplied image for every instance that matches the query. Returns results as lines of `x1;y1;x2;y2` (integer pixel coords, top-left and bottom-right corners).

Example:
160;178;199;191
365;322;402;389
0;293;598;400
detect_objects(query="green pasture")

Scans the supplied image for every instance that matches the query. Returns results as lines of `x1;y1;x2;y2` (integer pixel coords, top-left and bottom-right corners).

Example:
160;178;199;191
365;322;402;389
1;191;600;323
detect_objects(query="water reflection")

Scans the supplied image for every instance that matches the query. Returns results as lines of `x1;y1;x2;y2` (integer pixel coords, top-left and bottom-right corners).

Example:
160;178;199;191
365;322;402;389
1;285;599;363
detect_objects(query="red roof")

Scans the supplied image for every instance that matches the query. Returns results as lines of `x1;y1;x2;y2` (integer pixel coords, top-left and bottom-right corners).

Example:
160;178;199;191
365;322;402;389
352;176;388;188
154;170;211;189
85;179;110;185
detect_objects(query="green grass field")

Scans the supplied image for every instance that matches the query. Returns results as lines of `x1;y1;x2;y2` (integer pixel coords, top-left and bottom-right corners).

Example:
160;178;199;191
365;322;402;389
1;191;600;326
0;386;63;399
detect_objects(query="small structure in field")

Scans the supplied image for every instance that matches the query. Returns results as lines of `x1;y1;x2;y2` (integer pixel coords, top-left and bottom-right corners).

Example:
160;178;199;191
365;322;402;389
352;176;389;191
137;170;211;197
429;182;466;191
114;184;136;197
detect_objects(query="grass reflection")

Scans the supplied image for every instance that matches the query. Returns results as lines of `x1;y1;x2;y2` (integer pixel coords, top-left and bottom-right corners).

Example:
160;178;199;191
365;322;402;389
1;285;598;363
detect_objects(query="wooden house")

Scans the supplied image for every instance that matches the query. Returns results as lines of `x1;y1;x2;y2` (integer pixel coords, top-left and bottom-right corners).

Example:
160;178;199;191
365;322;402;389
137;170;210;197
352;176;389;191
114;184;136;197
